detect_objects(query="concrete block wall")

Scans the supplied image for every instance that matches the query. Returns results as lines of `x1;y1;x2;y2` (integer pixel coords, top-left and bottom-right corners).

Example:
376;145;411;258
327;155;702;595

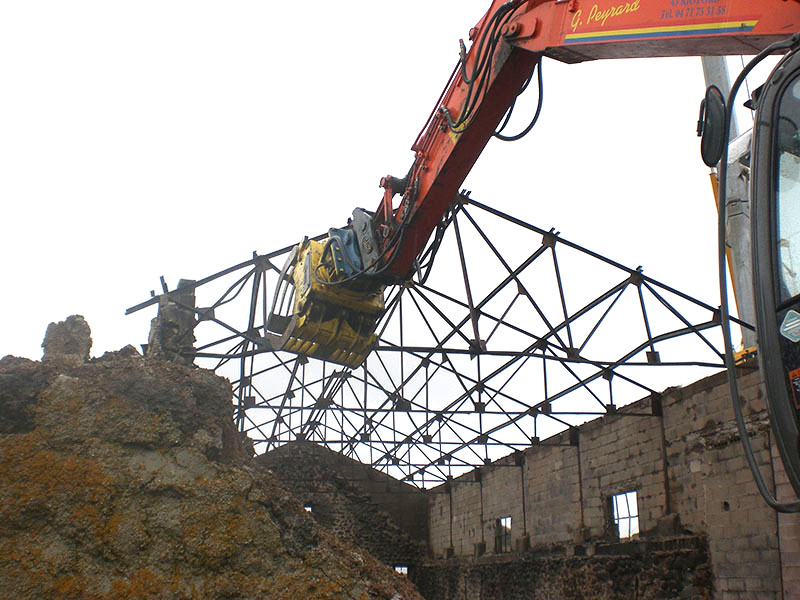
478;457;526;552
426;365;800;599
578;404;665;539
661;368;782;598
776;440;800;599
430;401;669;558
525;435;579;547
443;477;483;557
429;454;531;558
427;489;452;557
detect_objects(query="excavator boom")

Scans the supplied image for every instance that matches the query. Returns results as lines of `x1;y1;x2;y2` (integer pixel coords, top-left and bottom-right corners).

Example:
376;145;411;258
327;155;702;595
378;0;800;281
268;0;800;373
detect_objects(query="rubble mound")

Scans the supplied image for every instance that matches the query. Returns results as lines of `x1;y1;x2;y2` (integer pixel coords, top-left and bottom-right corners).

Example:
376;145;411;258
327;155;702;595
0;316;421;600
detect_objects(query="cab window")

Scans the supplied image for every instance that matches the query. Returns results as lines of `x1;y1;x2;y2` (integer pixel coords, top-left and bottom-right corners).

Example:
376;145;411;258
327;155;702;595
776;75;800;303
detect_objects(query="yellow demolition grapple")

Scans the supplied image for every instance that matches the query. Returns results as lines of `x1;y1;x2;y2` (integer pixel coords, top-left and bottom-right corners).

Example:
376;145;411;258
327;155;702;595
265;237;384;368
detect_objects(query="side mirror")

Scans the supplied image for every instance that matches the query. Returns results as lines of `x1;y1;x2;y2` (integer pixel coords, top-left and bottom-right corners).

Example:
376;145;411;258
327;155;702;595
698;85;727;167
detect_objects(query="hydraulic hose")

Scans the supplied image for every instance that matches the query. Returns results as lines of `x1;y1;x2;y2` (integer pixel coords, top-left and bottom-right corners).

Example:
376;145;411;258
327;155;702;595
718;36;800;513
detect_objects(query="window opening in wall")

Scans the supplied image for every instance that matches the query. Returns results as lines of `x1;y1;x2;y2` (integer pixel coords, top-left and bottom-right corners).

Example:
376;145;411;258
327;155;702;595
611;491;639;539
394;565;408;575
494;515;512;553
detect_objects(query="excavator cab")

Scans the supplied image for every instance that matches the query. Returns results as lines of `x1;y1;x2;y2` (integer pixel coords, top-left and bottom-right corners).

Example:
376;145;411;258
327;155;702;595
752;45;800;499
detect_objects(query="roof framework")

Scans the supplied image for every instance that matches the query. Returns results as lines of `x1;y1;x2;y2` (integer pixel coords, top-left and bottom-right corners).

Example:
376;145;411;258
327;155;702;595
128;195;744;487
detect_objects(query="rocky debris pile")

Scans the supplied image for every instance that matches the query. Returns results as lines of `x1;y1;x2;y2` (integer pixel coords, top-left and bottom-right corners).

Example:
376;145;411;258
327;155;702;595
0;316;421;600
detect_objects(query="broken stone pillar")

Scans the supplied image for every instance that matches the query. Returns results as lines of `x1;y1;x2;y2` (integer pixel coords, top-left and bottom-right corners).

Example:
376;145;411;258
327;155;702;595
147;279;197;366
42;315;92;366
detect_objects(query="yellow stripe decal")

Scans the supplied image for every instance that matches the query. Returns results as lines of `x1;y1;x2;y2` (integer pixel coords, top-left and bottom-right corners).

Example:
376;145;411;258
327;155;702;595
565;20;758;43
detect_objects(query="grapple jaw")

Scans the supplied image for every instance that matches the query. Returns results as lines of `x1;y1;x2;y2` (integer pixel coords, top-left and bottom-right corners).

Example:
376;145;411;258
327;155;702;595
265;237;384;368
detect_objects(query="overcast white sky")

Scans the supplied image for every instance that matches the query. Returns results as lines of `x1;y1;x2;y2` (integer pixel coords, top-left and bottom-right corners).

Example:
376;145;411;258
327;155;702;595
0;1;772;361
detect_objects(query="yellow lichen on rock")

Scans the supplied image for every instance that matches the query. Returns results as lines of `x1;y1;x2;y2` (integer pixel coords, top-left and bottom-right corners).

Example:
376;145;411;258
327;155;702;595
0;321;422;600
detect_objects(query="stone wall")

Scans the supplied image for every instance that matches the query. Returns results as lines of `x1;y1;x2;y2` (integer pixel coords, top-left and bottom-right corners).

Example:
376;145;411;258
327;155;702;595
414;537;712;600
258;441;428;568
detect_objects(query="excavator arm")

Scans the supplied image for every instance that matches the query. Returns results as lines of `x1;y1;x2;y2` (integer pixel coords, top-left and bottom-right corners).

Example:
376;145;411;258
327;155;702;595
267;0;800;370
378;0;800;280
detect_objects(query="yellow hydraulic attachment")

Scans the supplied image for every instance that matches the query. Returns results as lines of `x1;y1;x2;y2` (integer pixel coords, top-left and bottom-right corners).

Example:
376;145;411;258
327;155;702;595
265;237;384;368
